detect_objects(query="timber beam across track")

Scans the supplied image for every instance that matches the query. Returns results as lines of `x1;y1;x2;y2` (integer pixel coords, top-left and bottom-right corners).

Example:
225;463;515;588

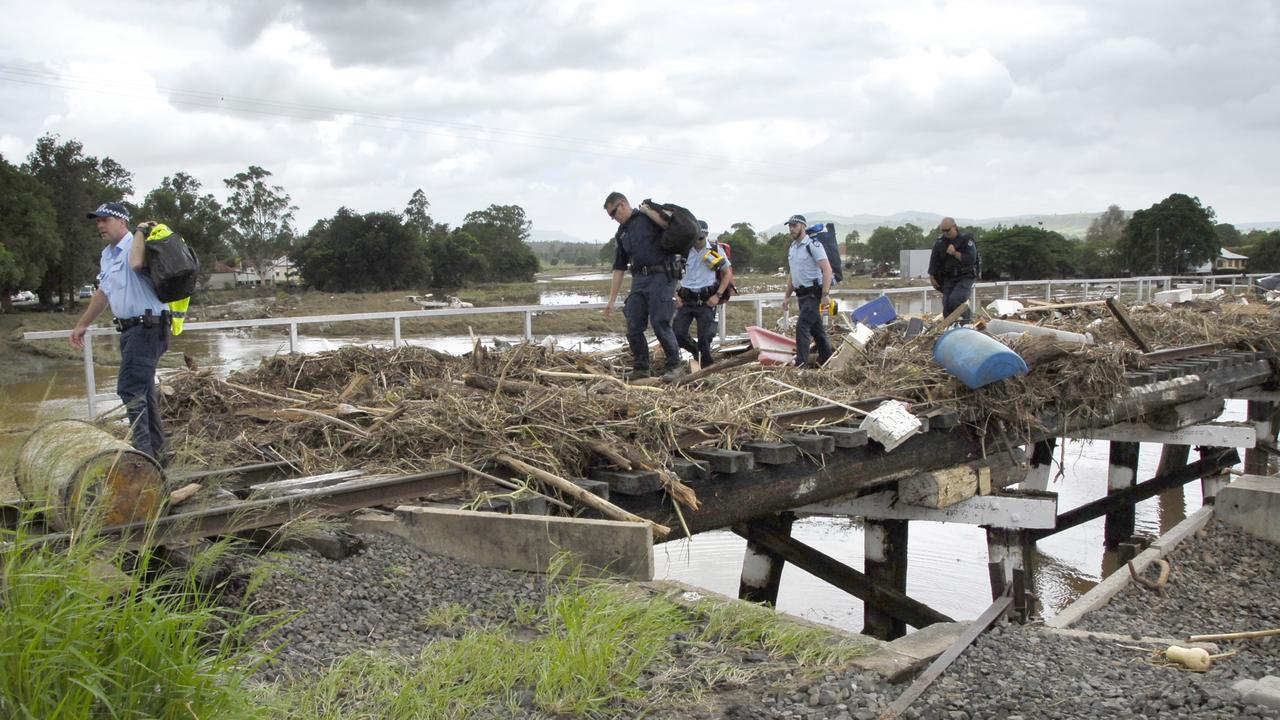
614;353;1277;540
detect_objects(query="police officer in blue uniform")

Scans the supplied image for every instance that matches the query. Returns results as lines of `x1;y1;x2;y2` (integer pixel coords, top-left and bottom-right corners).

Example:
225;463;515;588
674;220;734;369
602;192;685;382
782;214;834;367
927;217;978;323
70;202;170;462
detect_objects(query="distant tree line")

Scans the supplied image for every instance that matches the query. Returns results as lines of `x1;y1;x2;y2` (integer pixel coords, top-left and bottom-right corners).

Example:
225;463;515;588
527;241;602;267
0;134;545;307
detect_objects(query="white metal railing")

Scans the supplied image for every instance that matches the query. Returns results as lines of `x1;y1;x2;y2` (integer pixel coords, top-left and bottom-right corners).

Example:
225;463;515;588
22;274;1266;417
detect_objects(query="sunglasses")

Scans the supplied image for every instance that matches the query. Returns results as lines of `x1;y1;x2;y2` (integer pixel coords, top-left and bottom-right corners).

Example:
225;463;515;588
607;204;622;219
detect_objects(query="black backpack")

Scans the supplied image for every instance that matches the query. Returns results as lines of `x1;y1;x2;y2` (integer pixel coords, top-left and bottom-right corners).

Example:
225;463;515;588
807;222;844;283
643;199;699;256
145;232;200;302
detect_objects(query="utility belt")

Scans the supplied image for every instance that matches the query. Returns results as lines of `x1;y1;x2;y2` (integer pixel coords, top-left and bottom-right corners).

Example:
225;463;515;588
631;257;684;280
677;286;718;305
794;282;823;298
114;309;170;332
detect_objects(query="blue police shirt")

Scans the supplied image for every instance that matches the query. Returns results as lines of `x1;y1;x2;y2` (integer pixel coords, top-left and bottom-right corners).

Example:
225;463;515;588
788;237;827;289
98;231;167;319
682;241;730;290
612;212;671;272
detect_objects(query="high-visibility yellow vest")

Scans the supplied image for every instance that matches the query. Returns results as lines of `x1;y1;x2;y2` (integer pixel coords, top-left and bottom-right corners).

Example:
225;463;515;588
145;224;190;336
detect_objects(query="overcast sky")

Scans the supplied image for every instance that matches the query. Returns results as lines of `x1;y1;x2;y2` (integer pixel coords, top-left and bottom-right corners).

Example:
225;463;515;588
2;0;1277;243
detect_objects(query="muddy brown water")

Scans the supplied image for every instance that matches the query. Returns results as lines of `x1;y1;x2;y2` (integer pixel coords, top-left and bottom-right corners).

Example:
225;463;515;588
0;328;1238;634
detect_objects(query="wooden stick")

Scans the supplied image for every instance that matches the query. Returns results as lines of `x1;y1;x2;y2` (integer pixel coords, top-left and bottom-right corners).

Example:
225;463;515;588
235;407;370;437
1020;299;1108;312
168;483;202;507
536;369;665;392
1188;627;1280;643
441;458;573;511
765;377;870;416
463;373;544;396
672;347;761;386
1106;297;1153;352
222;380;308;406
587;441;633;470
497;454;670;538
1127;558;1171;591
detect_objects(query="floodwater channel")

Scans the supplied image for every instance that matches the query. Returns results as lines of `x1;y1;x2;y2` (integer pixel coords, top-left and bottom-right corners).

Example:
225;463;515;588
0;324;1239;636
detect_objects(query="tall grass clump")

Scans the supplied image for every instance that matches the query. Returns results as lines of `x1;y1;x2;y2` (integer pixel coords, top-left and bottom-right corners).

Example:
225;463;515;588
0;517;274;720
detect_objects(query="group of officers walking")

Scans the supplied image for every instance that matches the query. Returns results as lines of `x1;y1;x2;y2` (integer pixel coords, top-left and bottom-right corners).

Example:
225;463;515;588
65;191;979;467
601;192;979;381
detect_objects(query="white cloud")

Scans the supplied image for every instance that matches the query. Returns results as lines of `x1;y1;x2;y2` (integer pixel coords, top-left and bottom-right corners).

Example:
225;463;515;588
0;0;1278;244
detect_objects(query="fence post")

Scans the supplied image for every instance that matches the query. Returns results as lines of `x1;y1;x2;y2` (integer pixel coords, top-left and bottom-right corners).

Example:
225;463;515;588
755;299;763;328
83;333;97;418
1003;282;1010;300
289;322;298;353
1045;281;1052;301
393;316;401;347
523;311;533;341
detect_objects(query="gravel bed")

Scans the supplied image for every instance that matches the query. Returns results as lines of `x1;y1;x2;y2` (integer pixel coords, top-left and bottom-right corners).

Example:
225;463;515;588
240;532;546;677
1076;519;1280;679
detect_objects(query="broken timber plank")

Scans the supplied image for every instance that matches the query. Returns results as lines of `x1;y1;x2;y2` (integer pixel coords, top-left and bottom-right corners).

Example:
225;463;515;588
815;426;868;448
898;464;992;509
249;469;367;496
740;442;799;465
1105;297;1153;353
783;432;836;455
590;470;663;496
687;448;755;474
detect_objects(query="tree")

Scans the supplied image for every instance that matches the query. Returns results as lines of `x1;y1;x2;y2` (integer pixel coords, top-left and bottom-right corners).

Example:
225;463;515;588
0;155;60;309
980;225;1074;280
138;172;231;285
1116;194;1217;274
222;166;297;278
1247;231;1280;273
1215;223;1243;249
1086;205;1127;246
843;229;864;259
461;204;538;282
24;135;132;304
716;222;762;272
427;228;485;288
599;238;617;266
866;226;898;265
403;189;434;239
293;208;430;291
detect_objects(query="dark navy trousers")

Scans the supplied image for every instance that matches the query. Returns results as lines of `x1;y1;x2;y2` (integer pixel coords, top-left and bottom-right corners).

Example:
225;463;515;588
673;302;717;368
941;276;975;322
117;323;168;460
795;294;833;367
624;273;681;372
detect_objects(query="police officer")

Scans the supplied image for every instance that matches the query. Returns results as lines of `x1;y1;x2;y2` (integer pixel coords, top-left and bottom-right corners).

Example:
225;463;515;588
928;217;978;323
602;192;685;382
674;220;734;369
70;202;171;462
782;214;834;367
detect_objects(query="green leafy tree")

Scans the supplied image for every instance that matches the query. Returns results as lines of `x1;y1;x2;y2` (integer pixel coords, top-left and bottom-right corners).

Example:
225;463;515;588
403;189;434;239
599;238;617;266
293;208;430;291
843;229;864;259
461;204;538;282
23;135;132;304
715;222;761;272
1247;231;1280;273
137;172;231;285
222;166;297;278
1215;223;1243;249
1117;194;1217;274
980;225;1075;280
0;155;60;308
427;228;485;287
866;226;898;265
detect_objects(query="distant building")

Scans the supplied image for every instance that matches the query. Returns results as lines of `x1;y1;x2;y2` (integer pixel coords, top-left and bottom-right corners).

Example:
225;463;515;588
900;249;932;279
207;261;264;289
268;257;299;286
1192;248;1248;274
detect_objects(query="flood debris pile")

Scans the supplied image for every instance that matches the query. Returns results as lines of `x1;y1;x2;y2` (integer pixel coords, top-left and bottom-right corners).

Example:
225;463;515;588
160;300;1280;496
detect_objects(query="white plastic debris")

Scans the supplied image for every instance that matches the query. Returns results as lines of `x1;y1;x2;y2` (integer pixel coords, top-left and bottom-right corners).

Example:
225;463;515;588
848;322;875;349
1191;288;1225;301
1154;288;1193;305
986;299;1025;317
985;319;1095;346
859;400;922;453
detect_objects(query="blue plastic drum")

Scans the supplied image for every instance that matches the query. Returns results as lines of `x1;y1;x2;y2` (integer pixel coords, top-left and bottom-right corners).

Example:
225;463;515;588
932;328;1029;389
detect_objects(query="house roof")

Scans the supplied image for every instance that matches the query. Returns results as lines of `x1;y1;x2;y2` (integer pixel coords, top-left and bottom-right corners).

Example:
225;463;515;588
212;261;237;273
1220;248;1248;260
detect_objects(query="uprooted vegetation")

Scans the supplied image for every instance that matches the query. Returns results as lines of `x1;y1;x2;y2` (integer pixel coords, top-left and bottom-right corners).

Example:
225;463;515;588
160;302;1280;497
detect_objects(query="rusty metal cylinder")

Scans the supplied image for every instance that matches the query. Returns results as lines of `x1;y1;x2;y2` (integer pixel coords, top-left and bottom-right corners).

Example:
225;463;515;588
14;419;165;530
